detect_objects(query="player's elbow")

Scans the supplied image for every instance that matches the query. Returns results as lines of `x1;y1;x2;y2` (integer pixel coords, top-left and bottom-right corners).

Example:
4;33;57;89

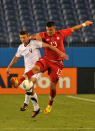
42;43;49;48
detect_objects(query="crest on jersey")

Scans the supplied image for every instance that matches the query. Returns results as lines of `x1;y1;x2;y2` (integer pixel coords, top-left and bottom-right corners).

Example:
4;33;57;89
57;37;60;40
28;45;32;53
29;48;32;53
50;41;57;47
46;39;49;41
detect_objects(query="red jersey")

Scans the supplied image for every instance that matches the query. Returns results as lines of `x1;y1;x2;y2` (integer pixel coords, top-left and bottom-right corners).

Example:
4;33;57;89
39;28;72;61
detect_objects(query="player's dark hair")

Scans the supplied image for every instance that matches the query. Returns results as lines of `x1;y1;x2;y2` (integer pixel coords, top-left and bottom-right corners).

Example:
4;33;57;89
20;30;29;35
46;21;55;27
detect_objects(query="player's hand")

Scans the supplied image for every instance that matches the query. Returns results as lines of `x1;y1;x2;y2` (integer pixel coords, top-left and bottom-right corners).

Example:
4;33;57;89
29;35;42;41
6;67;10;76
60;53;69;60
35;35;42;41
84;21;93;27
29;34;36;40
10;78;18;88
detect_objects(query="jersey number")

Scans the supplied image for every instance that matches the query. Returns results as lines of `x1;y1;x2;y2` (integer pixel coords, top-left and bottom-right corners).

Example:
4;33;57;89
57;68;62;78
50;41;57;47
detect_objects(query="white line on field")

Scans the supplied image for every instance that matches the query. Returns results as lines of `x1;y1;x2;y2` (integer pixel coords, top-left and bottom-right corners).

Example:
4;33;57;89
1;127;95;130
67;95;95;103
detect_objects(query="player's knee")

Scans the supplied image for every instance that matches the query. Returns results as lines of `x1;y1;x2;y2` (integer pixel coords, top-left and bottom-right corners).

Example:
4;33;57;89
32;66;40;74
50;77;58;84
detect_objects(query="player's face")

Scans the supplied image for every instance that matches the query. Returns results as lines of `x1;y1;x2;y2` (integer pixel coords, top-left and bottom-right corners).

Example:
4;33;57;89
20;34;30;45
46;26;56;36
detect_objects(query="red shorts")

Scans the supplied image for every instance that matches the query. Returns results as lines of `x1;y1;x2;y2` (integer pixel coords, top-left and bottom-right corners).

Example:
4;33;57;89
35;58;64;83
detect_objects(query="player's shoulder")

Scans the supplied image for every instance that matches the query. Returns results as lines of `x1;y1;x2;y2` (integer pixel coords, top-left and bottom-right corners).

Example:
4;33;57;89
17;43;24;49
56;30;60;33
55;30;62;36
29;40;33;44
59;28;72;32
39;31;47;37
29;40;42;47
56;29;67;35
29;40;38;44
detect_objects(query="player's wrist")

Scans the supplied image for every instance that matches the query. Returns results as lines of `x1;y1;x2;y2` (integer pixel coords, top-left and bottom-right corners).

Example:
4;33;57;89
82;23;86;27
30;34;36;40
8;65;11;69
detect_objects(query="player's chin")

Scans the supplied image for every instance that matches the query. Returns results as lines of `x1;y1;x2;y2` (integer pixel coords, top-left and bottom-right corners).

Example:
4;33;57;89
48;33;53;36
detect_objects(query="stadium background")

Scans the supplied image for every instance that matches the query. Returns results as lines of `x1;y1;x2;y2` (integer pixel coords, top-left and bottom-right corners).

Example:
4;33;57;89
0;0;95;94
1;0;95;131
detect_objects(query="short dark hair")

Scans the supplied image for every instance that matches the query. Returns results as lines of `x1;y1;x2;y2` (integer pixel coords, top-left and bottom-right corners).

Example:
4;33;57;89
46;21;55;27
20;30;29;35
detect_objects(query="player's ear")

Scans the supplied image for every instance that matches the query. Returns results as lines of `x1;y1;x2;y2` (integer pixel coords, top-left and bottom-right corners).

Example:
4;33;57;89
46;26;48;30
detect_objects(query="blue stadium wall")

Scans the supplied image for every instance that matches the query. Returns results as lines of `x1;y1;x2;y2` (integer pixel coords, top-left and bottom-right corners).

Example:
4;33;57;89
0;47;95;67
0;47;95;94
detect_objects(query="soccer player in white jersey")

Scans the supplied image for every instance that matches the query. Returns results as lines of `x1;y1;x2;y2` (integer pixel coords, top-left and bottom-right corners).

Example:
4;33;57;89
7;30;42;117
7;30;68;117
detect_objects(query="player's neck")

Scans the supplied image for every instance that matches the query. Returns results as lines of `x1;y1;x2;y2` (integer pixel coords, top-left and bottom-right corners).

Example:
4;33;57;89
47;33;56;37
24;40;30;47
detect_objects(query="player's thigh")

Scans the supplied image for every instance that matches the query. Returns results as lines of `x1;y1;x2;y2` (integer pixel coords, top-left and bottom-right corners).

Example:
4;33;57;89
49;64;63;83
35;58;48;72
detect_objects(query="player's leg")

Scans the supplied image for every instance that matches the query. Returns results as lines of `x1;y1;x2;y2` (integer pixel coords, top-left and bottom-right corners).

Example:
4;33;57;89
13;58;47;87
44;81;57;114
20;84;41;117
14;65;40;87
30;74;42;117
25;58;47;80
20;91;31;111
44;62;63;114
20;77;38;111
20;77;36;111
49;82;56;106
31;88;41;117
10;65;41;88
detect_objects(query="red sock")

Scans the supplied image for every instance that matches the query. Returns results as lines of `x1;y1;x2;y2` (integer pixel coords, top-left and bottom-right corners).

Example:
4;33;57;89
26;70;34;79
18;76;25;86
17;70;34;86
48;89;56;106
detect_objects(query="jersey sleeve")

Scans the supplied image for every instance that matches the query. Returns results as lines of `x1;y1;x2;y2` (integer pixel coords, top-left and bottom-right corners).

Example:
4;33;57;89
15;46;22;57
39;32;44;38
59;28;72;38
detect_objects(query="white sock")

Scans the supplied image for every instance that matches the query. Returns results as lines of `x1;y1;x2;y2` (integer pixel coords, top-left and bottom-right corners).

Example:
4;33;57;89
31;93;40;111
24;93;31;105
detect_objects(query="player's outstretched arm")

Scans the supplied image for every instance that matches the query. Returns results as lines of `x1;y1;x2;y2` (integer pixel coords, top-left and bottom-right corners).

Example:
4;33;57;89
42;43;69;60
30;34;42;41
30;34;68;60
71;20;93;32
6;56;20;75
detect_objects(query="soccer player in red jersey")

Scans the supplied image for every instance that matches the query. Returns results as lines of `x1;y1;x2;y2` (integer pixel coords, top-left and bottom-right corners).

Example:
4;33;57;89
12;20;93;114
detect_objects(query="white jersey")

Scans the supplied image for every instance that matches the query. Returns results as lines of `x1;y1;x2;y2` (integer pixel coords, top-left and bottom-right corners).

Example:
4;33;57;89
15;40;42;73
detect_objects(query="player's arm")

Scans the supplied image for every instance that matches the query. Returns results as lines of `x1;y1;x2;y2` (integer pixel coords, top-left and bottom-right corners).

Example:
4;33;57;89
42;43;68;60
6;56;20;75
71;20;93;32
29;34;42;41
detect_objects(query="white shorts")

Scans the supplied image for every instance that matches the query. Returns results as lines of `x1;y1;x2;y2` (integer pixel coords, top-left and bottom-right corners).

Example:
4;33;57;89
32;73;42;80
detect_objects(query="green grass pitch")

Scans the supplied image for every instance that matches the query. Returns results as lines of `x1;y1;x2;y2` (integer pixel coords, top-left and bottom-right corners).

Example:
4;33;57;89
0;94;95;131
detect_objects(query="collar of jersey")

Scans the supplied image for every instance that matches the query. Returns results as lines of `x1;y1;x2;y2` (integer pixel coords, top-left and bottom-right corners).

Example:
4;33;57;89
23;40;31;47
